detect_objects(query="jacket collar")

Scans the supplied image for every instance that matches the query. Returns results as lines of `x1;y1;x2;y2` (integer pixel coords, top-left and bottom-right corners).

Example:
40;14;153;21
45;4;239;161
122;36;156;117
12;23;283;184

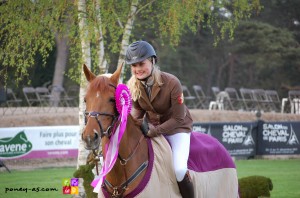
139;81;161;108
150;83;160;102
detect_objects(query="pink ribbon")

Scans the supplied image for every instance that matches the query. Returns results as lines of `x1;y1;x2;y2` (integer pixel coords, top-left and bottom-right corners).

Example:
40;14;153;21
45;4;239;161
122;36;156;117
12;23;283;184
91;84;132;193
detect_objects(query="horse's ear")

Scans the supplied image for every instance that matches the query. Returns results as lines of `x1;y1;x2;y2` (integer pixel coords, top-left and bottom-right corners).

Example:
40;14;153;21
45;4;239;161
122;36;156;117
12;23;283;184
110;62;123;85
83;64;96;82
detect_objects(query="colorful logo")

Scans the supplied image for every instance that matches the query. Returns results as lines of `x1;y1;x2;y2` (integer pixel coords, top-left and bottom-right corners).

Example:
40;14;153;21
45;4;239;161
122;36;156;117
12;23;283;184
0;131;32;158
62;178;78;195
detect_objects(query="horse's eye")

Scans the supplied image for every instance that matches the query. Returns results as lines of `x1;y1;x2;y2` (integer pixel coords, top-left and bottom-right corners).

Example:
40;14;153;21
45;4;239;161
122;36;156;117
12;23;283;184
109;98;115;103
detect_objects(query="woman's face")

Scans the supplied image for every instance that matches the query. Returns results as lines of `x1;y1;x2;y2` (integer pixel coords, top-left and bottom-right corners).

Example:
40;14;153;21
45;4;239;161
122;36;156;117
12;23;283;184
131;59;152;80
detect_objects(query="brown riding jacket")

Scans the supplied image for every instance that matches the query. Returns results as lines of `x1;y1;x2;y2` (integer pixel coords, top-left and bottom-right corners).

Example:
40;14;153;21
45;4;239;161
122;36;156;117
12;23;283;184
131;72;193;135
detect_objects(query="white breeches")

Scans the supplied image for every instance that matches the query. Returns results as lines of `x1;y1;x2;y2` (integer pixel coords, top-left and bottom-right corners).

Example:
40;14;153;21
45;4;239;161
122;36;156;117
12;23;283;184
165;132;191;182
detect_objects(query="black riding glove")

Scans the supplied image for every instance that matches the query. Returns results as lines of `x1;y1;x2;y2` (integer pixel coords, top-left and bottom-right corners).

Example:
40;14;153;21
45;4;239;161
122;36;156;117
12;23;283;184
140;117;159;138
141;117;149;136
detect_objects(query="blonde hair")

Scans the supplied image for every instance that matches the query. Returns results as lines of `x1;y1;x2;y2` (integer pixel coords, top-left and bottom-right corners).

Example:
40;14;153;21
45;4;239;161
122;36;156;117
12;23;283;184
127;65;163;101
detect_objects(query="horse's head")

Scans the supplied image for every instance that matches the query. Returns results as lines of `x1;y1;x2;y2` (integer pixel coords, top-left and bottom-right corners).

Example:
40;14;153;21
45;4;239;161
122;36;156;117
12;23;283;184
82;64;122;150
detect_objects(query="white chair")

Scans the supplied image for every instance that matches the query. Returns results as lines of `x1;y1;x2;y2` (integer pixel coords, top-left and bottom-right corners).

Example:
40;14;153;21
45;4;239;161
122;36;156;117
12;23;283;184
281;98;288;113
209;91;231;110
288;90;300;114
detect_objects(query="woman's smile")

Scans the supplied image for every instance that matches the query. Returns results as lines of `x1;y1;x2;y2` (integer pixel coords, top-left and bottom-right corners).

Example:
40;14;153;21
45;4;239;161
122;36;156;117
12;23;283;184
131;59;152;80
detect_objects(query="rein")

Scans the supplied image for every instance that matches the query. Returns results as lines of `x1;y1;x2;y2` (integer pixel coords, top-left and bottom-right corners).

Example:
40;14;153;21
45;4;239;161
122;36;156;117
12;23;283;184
118;135;145;165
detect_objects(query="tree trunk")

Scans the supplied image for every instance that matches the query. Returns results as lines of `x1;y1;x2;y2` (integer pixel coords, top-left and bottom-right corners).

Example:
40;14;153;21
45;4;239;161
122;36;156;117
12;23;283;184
76;0;91;196
217;58;228;88
50;34;68;106
77;0;91;167
227;53;236;87
95;0;107;73
118;0;139;82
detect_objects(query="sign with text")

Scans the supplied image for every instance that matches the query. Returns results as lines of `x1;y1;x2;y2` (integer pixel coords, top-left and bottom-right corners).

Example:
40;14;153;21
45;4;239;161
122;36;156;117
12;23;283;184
193;122;257;157
0;126;80;159
257;121;300;155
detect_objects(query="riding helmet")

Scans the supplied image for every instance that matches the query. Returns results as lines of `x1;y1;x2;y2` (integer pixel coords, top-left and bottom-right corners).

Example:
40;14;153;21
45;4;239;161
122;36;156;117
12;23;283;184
125;41;157;65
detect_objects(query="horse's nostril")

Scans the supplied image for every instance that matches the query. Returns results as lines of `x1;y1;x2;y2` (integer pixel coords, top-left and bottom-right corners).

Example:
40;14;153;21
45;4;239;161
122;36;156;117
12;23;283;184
94;132;98;140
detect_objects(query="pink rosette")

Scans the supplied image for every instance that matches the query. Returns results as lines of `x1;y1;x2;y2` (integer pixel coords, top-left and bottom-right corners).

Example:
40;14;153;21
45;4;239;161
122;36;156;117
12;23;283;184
115;84;132;114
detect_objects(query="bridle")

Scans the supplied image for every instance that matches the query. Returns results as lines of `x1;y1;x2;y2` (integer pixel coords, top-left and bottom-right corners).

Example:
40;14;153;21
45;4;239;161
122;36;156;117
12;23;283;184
83;83;119;174
84;111;119;139
84;83;119;139
83;83;147;198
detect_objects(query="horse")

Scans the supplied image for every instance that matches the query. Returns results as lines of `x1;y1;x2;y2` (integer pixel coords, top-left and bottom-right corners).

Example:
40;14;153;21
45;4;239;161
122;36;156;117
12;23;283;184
82;64;239;198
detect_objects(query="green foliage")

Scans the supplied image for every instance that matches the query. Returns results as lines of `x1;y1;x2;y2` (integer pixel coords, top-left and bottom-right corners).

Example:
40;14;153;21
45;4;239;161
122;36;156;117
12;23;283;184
66;0;133;82
0;1;56;84
227;21;300;90
142;0;262;46
152;17;299;97
0;0;261;85
239;175;273;198
73;163;97;198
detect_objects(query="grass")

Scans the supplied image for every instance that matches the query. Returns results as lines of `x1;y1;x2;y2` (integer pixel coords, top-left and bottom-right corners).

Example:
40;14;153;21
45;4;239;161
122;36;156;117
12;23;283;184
236;159;300;198
1;159;299;198
0;167;77;198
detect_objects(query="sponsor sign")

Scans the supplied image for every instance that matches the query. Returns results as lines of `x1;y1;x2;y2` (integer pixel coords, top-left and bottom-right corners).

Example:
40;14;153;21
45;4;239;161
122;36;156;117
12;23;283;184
0;131;32;158
0;126;80;159
257;122;300;155
193;122;257;157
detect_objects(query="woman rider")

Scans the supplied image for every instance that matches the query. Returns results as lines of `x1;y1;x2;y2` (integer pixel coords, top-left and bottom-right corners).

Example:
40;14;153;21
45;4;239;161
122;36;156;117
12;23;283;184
125;40;194;198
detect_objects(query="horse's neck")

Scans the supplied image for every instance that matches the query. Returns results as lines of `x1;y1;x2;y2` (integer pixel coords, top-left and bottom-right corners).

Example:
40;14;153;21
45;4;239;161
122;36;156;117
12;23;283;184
105;115;148;188
118;115;143;158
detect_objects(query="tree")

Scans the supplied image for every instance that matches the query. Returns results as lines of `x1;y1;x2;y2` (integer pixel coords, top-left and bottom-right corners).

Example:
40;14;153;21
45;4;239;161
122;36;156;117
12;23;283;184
77;0;91;167
0;0;56;83
227;21;300;92
0;0;261;83
0;0;261;196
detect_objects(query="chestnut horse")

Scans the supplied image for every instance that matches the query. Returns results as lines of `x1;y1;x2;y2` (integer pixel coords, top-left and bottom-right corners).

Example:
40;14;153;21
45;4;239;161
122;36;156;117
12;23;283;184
82;64;239;198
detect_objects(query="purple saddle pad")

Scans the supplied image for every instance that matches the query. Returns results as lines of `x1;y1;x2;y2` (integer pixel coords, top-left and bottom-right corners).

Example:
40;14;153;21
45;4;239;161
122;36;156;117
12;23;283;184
188;132;236;172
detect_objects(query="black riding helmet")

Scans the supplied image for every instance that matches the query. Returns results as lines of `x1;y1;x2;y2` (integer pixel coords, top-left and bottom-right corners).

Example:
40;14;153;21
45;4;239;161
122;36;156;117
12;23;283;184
125;41;157;65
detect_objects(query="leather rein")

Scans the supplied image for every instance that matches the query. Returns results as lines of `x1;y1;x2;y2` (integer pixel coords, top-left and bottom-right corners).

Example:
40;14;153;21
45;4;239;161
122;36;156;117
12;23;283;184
84;83;148;198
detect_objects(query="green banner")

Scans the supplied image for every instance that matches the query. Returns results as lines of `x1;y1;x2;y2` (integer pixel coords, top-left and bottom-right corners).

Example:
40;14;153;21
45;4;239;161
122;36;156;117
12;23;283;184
0;131;32;157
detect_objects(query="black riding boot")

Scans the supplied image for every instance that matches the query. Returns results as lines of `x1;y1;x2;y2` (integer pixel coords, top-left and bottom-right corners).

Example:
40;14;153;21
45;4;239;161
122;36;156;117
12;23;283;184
177;171;194;198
